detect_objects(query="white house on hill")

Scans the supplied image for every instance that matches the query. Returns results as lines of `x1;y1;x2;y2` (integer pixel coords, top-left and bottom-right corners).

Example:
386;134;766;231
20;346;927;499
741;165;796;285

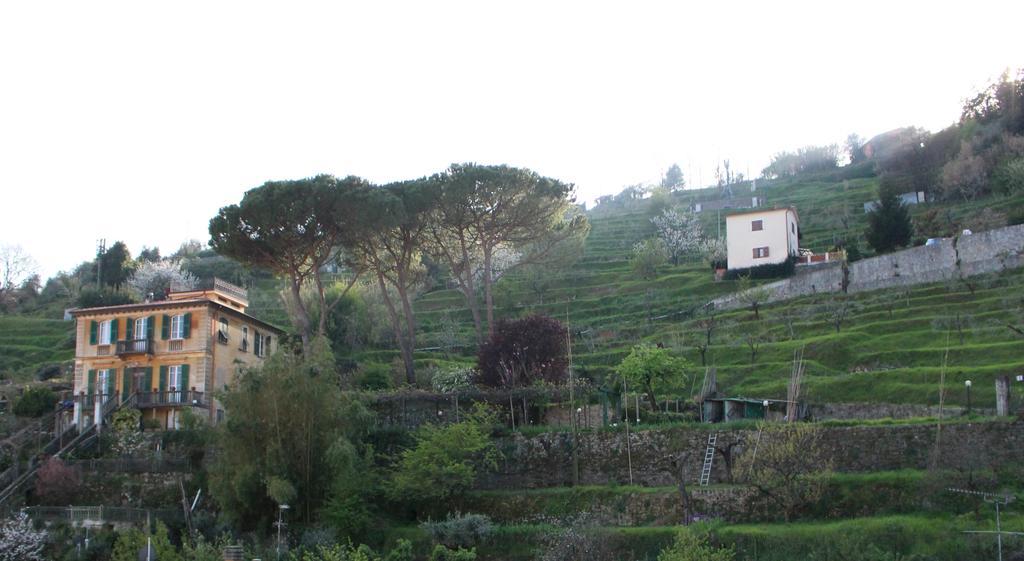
725;207;799;270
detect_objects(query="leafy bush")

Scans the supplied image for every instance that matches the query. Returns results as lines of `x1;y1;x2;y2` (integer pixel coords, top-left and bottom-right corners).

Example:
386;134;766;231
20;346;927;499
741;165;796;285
421;512;494;549
432;367;474;393
389;405;500;504
33;363;63;382
429;545;477;561
12;386;56;417
76;286;135;308
476;314;568;388
356;363;393;390
632;238;668;279
657;527;734;561
722;257;796;280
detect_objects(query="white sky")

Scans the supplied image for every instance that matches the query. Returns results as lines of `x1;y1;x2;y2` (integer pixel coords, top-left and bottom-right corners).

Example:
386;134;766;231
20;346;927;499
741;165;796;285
1;1;1021;280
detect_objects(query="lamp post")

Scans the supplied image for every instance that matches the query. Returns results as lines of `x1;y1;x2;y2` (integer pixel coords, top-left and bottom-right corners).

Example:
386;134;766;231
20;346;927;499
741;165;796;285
275;504;290;560
965;380;972;414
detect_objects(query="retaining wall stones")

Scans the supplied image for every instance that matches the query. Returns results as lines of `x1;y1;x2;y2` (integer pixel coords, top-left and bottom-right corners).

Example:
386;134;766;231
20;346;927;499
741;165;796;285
479;420;1024;490
712;224;1024;310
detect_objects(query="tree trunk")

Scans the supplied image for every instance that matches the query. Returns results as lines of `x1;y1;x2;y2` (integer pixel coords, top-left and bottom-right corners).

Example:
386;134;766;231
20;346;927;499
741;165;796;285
483;245;496;337
395;269;418;386
644;383;659;412
459;236;485;345
314;272;327;338
376;272;414;385
288;276;313;356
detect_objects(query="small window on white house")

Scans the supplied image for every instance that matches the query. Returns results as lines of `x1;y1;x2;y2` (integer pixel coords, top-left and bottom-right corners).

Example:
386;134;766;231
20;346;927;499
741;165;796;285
751;220;764;231
98;320;113;345
753;247;770;259
170;314;185;339
791;223;796;234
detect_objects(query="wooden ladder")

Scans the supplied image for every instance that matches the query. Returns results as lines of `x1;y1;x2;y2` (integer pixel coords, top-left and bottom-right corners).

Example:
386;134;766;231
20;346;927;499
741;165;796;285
699;432;717;486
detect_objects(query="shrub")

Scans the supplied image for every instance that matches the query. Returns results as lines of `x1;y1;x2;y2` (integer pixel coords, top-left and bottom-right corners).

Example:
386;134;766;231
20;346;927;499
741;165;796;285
432;367;474;393
632;238;669;279
866;188;914;253
12;386;56;417
421;512;494;549
76;286;135;308
356;363;393;390
429;545;477;561
476;315;568;388
34;456;80;505
389;405;500;504
33;363;63;382
722;257;796;280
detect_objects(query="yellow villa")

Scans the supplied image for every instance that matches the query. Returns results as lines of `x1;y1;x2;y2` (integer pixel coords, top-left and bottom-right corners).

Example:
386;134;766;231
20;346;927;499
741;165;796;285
70;278;283;430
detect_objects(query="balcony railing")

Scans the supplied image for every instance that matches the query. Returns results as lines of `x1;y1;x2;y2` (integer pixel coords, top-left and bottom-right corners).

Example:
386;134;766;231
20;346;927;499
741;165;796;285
116;338;153;355
75;391;205;409
132;390;205;409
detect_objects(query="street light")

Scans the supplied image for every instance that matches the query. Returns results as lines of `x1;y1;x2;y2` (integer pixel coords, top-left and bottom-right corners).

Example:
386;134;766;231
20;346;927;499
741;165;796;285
965;380;972;414
276;504;290;560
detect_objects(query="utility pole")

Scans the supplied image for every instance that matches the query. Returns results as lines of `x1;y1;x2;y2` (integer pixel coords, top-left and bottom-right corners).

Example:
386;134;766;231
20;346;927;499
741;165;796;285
566;309;579;486
95;239;106;286
948;488;1021;561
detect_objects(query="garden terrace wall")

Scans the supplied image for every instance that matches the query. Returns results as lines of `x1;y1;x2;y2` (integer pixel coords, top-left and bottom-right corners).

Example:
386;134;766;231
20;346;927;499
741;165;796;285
479;420;1024;489
712;223;1024;310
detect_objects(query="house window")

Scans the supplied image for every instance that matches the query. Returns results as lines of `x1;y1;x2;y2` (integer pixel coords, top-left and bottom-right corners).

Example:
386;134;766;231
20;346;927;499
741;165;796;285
218;317;229;344
169;365;182;402
791;223;796;234
240;326;249;352
98;369;112;401
753;247;770;259
254;330;263;357
170;314;185;339
135;317;148;340
751;220;764;231
98;320;113;345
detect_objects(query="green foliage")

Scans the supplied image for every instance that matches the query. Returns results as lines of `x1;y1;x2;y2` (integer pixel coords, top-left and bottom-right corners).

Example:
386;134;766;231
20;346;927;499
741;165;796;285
421;512;494;549
722;257;796;281
431;367;474;393
267;476;298;505
993;157;1024;196
429;545;477;561
209;339;375;530
616;344;688;411
75;286;135;308
389;404;500;505
737;422;833;522
632;238;668;279
356;363;393;391
110;523;181;561
761;144;840;179
98;241;136;290
866;187;914;253
110;407;144;456
657;527;734;561
12;386;56;417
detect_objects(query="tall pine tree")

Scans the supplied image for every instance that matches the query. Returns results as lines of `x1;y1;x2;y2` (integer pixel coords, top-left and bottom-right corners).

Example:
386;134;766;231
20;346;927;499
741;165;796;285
865;188;913;253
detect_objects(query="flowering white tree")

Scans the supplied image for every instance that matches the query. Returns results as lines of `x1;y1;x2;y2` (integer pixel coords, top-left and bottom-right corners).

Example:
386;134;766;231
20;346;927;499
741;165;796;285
651;208;705;265
127;259;197;300
0;510;46;561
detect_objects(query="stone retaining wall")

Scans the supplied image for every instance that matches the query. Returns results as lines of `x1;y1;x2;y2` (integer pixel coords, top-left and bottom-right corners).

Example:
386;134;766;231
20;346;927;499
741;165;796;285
712;224;1024;310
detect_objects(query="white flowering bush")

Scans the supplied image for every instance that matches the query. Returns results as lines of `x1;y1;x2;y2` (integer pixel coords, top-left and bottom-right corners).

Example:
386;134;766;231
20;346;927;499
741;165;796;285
0;510;46;561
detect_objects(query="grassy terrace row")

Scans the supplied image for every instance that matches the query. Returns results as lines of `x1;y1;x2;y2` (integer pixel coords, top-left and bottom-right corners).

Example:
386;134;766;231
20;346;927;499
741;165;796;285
387;513;1024;561
0;316;73;376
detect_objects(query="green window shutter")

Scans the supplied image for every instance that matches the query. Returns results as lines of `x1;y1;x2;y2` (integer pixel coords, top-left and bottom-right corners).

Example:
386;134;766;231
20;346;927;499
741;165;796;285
111;318;119;341
181;364;190;391
143;367;153;392
146;316;154;339
89;321;97;345
183;312;192;339
106;369;115;395
126;317;134;340
122;367;131;401
159;366;168;393
87;369;96;395
161;315;170;340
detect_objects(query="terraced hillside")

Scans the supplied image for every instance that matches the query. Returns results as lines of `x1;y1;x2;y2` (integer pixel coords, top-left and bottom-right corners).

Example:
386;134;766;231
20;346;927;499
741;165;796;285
0;316;74;380
406;170;1024;408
